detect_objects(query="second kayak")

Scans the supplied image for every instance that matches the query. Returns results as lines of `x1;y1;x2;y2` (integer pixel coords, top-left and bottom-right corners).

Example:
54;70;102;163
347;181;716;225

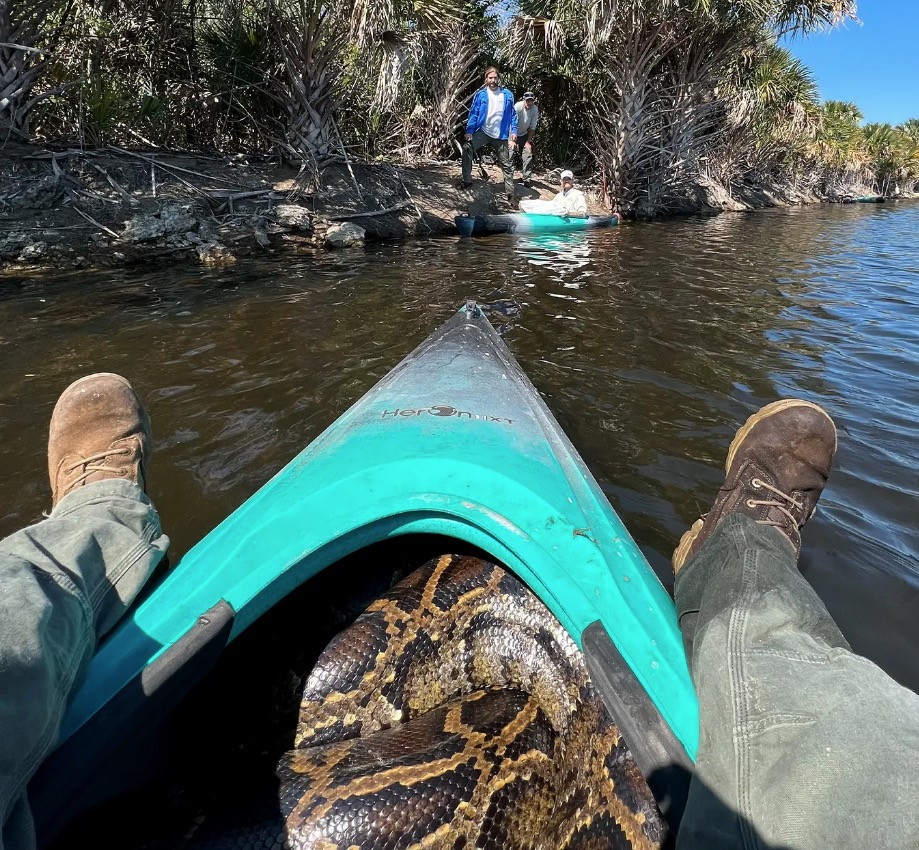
456;211;620;237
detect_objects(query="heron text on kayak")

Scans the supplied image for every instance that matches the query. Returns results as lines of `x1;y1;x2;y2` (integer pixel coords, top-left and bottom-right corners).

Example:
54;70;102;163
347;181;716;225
380;405;514;424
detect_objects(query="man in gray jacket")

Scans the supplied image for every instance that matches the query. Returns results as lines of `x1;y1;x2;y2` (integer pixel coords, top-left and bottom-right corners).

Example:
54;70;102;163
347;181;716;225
513;92;539;187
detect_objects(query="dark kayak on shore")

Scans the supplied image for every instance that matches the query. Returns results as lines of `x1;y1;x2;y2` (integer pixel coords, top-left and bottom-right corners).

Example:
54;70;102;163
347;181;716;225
843;195;886;204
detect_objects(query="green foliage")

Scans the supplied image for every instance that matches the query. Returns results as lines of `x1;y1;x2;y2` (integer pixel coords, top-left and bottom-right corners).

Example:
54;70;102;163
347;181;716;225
800;103;919;193
752;46;819;117
815;100;865;167
84;77;125;144
863;121;919;187
196;0;283;150
499;0;860;212
900;119;919;145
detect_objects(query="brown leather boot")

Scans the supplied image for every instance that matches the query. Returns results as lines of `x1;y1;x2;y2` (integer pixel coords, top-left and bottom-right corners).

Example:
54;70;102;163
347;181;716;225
48;373;151;508
672;399;837;573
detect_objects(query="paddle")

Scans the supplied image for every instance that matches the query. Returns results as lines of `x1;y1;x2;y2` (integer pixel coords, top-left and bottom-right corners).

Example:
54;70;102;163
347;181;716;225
471;143;489;181
454;138;489;181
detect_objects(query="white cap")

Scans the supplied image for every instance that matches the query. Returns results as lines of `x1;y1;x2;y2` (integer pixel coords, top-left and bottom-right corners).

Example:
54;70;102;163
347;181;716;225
560;169;574;180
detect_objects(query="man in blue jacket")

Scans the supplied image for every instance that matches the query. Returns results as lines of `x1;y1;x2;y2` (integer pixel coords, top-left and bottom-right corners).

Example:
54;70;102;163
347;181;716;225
461;67;518;204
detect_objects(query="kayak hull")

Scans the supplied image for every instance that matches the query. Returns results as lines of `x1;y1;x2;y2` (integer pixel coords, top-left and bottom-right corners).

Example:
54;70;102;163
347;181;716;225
842;195;886;203
33;301;696;838
456;212;619;236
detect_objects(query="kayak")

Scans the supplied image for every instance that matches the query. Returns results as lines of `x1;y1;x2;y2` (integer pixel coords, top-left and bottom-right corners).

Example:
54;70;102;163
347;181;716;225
456;211;620;237
31;301;696;837
843;195;886;203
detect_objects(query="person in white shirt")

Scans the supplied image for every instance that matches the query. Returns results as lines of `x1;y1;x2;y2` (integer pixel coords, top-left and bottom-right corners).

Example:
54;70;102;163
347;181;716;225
461;67;518;204
513;92;539;187
552;169;588;218
519;169;590;217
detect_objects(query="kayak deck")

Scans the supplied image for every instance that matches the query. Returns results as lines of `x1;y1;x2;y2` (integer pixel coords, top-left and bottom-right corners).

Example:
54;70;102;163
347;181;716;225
456;212;619;236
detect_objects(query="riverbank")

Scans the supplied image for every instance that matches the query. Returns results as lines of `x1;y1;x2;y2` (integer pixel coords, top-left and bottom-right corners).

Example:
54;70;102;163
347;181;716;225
0;144;910;274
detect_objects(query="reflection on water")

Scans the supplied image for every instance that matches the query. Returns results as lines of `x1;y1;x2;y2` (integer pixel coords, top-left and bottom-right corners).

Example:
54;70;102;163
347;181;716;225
1;202;918;697
515;231;595;285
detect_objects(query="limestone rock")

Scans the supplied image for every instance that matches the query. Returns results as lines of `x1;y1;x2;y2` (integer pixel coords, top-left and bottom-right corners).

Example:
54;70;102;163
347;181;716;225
197;243;237;266
11;175;66;211
122;204;200;242
19;242;48;261
324;221;365;249
274;204;313;231
0;232;30;258
160;204;200;235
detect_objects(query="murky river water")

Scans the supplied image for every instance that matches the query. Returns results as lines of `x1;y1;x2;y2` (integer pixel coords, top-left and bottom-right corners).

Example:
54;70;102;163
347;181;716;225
2;202;918;714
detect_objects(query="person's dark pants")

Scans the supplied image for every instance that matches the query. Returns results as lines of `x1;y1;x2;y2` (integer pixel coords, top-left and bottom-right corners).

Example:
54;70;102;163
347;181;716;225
674;514;919;849
462;129;514;197
513;132;533;182
0;481;168;850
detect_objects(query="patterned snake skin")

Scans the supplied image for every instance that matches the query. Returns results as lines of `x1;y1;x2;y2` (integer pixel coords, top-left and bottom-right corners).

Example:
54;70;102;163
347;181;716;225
277;554;667;850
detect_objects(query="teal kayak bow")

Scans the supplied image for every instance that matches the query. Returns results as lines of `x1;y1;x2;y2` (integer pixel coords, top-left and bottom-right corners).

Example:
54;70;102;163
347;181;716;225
33;301;697;837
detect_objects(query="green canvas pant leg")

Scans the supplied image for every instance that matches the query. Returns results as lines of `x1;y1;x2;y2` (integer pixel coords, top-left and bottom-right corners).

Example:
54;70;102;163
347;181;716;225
674;513;919;850
519;136;533;181
0;479;168;850
461;138;474;184
496;139;514;197
461;129;489;184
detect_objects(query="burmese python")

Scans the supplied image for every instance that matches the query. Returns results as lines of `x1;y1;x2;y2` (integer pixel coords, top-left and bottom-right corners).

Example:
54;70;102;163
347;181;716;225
276;554;667;850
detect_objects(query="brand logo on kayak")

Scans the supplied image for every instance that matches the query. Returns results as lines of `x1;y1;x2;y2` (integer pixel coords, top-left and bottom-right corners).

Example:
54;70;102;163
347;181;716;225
380;405;514;424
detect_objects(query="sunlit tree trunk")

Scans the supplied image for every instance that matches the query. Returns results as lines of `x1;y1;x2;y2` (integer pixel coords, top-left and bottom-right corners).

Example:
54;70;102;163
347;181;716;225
0;0;71;143
267;0;342;173
413;23;482;159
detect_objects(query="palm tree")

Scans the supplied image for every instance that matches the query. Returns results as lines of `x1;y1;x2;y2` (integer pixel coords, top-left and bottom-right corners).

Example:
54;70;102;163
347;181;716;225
861;121;919;194
0;0;75;144
362;1;500;161
816;100;865;167
505;0;857;213
749;45;820;136
896;120;919;191
709;42;821;188
406;14;500;160
264;0;469;174
898;118;919;147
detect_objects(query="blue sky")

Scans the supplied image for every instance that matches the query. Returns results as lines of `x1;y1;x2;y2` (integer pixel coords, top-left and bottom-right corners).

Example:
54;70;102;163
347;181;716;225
784;0;919;125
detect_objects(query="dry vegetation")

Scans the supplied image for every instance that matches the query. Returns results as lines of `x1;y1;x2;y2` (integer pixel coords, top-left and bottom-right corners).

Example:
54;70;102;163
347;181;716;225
1;0;917;227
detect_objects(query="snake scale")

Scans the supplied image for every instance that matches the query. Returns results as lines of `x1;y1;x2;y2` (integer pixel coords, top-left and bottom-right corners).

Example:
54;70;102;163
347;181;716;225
276;554;667;850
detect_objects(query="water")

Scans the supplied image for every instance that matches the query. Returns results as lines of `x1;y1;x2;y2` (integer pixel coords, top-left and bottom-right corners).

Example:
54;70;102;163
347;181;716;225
2;200;919;699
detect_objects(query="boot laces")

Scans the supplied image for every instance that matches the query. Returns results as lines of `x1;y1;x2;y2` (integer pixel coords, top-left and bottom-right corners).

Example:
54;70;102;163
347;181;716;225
65;447;132;489
746;477;804;528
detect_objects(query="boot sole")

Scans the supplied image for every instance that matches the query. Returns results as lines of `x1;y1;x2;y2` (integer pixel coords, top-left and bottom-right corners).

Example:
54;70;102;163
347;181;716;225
58;372;133;395
672;519;704;574
672;399;835;574
725;399;836;471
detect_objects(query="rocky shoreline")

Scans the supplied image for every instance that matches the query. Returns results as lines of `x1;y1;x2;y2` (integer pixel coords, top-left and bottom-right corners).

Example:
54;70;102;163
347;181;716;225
0;145;908;275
